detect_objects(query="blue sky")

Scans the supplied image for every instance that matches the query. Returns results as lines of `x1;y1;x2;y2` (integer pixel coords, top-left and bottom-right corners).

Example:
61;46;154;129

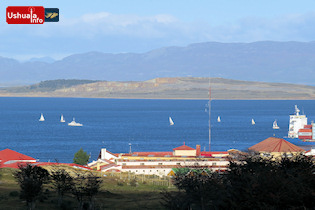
1;0;315;60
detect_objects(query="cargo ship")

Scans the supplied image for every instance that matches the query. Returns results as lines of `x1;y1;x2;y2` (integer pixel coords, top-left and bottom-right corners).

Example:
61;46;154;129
285;105;315;146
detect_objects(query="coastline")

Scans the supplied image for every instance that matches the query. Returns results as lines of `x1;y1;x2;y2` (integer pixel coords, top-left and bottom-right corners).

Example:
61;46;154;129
1;77;314;100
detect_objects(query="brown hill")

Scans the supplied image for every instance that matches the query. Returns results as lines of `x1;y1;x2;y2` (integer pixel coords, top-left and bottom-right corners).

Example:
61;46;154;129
1;77;315;99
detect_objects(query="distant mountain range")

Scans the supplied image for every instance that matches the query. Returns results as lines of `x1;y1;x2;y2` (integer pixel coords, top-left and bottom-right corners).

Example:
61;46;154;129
1;77;314;100
27;56;56;63
1;41;315;85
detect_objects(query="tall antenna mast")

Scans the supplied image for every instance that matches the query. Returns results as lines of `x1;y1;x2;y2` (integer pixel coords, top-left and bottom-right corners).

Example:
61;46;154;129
208;77;211;151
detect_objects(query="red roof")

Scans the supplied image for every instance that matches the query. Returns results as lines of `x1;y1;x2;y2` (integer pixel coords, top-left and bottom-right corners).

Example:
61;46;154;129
0;149;35;162
127;152;173;157
173;144;195;151
248;137;305;153
0;149;36;168
201;151;229;157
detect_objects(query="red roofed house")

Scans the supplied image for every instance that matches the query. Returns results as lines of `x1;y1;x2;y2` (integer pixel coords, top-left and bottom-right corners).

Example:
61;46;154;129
0;149;36;169
248;137;305;157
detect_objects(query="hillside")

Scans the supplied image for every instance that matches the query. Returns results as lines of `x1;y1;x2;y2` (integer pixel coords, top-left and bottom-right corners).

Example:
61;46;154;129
1;77;314;99
1;41;315;85
3;79;99;93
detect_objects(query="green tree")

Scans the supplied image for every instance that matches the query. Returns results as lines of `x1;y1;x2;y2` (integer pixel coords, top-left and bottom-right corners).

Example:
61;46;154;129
165;153;315;210
73;148;90;165
163;169;225;210
226;153;315;209
14;164;50;210
71;172;103;210
51;167;74;207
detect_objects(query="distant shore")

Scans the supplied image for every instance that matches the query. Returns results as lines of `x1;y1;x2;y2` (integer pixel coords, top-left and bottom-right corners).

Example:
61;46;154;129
1;77;315;100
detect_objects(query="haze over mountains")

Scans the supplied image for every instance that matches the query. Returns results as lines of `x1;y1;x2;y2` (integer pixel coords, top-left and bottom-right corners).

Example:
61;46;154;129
1;41;315;86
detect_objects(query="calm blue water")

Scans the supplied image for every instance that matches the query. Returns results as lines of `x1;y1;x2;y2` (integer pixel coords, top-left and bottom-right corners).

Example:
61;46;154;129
0;98;314;163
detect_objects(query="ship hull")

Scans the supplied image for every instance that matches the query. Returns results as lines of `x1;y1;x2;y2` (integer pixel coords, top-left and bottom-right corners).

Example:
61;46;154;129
284;138;315;147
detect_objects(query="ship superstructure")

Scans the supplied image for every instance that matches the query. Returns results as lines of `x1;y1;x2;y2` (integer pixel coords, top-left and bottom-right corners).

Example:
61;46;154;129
288;105;307;138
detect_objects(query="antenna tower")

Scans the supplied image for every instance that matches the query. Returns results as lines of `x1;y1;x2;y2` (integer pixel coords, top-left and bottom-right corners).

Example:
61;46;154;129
208;77;211;151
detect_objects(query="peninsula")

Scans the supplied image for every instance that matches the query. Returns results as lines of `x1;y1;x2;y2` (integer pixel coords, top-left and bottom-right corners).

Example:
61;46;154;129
0;77;314;100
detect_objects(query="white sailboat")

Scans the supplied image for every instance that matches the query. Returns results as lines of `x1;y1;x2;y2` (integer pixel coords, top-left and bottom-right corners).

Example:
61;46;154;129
273;120;280;129
169;117;174;126
68;118;83;126
217;116;221;122
60;114;65;123
39;113;45;121
251;118;255;125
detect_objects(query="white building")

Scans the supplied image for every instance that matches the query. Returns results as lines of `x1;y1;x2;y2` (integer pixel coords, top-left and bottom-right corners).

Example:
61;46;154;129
88;144;231;177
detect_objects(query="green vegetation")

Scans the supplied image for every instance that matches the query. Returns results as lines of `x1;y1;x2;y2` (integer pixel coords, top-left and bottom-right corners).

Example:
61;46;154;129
50;168;73;207
0;166;169;209
2;153;313;209
73;148;90;165
164;154;315;210
5;79;99;93
14;164;50;209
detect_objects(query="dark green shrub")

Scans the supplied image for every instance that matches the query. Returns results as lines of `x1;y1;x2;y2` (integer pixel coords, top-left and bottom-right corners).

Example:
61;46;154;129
9;191;19;197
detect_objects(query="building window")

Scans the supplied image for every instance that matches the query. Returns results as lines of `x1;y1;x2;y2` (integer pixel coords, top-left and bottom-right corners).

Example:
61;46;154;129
143;170;145;172
212;163;216;166
140;163;144;165
176;163;180;165
149;170;151;172
122;163;126;166
136;170;138;172
158;163;163;165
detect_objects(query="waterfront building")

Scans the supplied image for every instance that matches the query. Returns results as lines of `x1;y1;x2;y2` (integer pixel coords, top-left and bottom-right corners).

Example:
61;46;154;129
88;144;231;177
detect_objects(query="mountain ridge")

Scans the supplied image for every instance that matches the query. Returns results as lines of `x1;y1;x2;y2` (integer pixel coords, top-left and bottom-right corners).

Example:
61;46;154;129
1;41;315;85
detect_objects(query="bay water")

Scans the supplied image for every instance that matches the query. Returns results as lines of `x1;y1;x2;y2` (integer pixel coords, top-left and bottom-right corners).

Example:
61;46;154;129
0;97;314;163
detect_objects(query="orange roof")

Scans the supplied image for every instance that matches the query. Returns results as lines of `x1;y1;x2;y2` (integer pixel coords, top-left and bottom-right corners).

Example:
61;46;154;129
248;137;305;153
173;144;195;151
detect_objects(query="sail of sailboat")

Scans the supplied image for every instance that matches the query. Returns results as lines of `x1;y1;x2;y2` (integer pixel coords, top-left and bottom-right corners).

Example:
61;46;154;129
60;114;65;122
217;116;221;122
251;118;255;125
169;117;174;126
39;113;45;121
273;120;280;129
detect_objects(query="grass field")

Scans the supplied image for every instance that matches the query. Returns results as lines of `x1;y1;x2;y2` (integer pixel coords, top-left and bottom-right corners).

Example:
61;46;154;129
0;167;172;209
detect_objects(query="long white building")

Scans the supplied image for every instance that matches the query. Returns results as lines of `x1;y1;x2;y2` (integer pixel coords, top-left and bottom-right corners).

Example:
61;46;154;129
88;143;232;177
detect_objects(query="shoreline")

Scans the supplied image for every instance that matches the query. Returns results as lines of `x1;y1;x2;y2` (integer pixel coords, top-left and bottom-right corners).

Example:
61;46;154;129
0;94;315;100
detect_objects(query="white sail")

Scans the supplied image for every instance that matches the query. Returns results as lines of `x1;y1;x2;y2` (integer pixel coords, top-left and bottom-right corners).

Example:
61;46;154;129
169;117;174;126
68;118;83;126
273;120;280;129
251;118;255;125
39;113;45;121
60;115;65;122
217;116;221;122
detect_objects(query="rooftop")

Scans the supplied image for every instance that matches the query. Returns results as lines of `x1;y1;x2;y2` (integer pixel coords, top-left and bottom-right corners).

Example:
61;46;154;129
248;137;305;153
